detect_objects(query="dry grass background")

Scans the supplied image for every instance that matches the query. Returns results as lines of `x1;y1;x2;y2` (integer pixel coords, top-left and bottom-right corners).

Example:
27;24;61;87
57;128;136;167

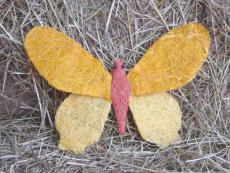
0;0;229;172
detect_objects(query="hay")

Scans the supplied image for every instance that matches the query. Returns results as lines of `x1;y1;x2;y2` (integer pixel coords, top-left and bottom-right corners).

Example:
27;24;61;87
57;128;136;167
1;0;229;172
129;92;182;148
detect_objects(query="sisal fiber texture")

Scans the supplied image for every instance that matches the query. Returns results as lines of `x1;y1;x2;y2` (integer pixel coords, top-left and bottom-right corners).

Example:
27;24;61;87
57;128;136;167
24;27;112;101
128;23;210;97
111;60;131;135
129;92;182;148
55;94;111;154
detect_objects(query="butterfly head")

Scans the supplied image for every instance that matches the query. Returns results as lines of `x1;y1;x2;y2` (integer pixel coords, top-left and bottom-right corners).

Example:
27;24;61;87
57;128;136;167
113;60;125;69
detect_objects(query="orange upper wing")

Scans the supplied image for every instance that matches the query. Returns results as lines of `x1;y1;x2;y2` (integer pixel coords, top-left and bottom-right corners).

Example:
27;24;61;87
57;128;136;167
25;27;112;101
128;23;210;97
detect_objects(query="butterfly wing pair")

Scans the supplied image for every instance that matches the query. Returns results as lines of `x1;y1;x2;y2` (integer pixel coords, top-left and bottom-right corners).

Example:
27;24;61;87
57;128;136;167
25;23;210;154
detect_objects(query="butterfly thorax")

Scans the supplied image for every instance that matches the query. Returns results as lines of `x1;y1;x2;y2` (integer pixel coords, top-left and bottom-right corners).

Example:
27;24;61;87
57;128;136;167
111;60;131;135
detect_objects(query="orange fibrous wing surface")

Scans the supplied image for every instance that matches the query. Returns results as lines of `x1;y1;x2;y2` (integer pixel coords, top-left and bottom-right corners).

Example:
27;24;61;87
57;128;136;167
128;23;211;97
24;27;112;101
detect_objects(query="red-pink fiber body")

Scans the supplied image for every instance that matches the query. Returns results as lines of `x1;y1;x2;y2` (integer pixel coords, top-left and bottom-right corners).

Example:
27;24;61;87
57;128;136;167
111;60;131;135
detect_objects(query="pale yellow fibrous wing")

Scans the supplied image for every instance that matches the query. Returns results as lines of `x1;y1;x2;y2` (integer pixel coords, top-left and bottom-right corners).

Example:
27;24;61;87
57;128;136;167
55;94;111;154
24;27;111;101
128;23;210;97
129;92;182;148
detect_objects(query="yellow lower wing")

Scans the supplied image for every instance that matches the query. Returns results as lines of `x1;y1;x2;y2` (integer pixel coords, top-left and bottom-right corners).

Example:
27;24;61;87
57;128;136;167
55;94;111;154
129;92;182;148
25;27;111;101
128;23;210;97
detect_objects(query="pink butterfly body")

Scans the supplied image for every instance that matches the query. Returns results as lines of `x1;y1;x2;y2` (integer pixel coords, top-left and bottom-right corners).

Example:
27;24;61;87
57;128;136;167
111;60;131;135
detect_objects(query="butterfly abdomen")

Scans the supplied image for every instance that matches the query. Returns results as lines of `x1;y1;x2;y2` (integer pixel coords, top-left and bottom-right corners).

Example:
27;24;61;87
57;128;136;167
111;60;131;135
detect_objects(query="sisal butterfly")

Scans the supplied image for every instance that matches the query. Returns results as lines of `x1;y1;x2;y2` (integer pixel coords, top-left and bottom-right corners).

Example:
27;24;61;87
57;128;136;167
24;23;210;154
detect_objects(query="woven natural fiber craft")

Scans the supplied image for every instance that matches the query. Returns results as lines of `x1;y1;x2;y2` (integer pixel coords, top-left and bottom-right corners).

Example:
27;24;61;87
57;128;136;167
25;23;210;154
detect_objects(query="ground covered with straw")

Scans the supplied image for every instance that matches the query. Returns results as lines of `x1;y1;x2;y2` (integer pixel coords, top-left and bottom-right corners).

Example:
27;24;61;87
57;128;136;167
0;0;229;172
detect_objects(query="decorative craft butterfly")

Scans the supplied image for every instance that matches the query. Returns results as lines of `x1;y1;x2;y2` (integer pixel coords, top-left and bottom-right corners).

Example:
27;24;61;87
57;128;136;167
24;23;210;154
